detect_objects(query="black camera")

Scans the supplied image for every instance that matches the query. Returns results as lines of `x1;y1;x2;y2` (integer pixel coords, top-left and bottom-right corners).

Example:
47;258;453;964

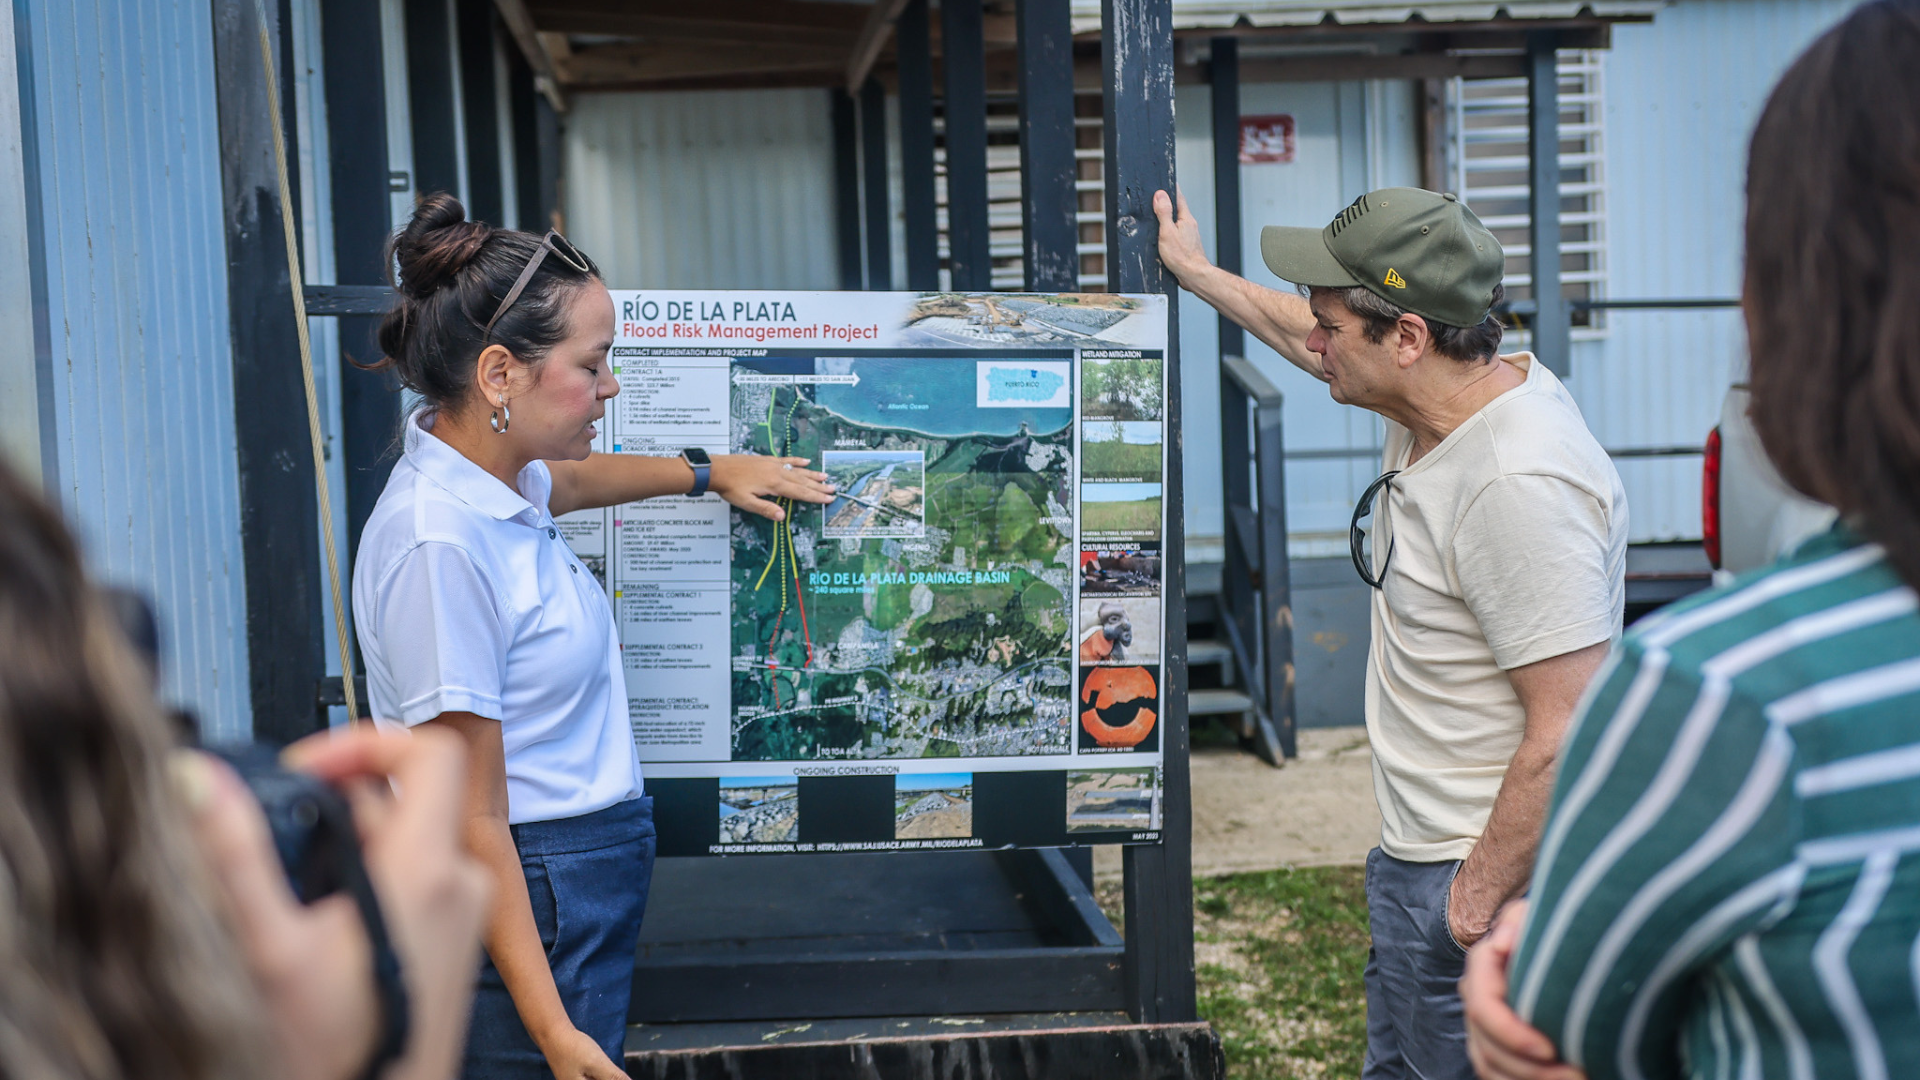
210;744;372;902
206;747;410;1078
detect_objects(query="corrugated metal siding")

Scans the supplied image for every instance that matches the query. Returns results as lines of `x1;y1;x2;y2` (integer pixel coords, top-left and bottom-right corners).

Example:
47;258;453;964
1569;0;1856;541
1175;80;1418;557
22;0;252;738
564;89;841;290
1174;0;1857;550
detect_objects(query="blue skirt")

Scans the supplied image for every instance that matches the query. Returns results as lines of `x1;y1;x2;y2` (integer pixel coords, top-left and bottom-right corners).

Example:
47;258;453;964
462;796;656;1079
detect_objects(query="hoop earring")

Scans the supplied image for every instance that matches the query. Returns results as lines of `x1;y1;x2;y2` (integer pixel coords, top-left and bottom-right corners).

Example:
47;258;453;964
490;399;510;434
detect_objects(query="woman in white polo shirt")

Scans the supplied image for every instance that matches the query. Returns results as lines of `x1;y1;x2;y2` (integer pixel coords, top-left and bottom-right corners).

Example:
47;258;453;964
352;194;833;1080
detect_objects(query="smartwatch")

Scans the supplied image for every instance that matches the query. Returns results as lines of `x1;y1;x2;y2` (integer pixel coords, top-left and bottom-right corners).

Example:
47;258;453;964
681;447;713;497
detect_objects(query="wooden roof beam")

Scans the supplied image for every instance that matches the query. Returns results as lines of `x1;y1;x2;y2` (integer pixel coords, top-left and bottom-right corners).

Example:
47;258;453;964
493;0;569;111
556;39;848;86
846;0;913;93
531;0;868;44
537;15;855;50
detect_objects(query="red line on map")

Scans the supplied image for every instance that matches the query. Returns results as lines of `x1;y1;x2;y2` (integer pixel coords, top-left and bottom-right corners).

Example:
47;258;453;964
792;553;814;669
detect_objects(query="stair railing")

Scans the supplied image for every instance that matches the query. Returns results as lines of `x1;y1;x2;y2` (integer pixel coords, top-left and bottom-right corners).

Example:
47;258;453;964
1219;356;1296;760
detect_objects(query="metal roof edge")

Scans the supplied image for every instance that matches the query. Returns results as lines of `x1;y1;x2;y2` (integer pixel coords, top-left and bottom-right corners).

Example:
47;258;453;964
1068;1;1667;34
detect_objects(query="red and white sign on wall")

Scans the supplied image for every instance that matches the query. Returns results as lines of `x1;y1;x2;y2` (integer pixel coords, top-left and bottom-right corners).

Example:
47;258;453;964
1239;114;1296;164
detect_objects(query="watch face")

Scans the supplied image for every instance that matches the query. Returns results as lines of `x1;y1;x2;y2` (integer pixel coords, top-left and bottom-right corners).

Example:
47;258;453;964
682;448;713;467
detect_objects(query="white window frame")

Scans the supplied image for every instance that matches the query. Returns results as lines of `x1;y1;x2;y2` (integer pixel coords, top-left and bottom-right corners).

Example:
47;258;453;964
1448;49;1609;340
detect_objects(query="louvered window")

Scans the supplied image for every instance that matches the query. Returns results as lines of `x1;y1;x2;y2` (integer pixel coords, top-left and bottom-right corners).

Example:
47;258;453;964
1447;49;1608;334
934;92;1110;290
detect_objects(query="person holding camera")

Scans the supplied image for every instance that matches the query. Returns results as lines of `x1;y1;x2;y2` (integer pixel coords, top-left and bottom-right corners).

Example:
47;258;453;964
0;459;488;1080
353;194;834;1080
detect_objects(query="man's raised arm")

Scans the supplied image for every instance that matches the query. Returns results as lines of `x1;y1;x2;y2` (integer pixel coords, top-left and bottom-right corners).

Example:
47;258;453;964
1152;187;1326;381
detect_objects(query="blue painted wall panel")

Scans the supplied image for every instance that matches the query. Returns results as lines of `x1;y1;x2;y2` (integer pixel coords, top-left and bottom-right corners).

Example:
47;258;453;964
1172;0;1860;550
23;0;252;738
1568;0;1856;540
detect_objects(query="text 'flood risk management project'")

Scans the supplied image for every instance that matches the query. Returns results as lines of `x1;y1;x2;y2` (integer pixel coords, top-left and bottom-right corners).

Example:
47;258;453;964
560;292;1170;856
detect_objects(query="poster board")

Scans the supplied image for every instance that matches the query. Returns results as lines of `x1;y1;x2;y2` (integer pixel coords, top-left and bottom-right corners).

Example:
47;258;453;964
561;292;1170;856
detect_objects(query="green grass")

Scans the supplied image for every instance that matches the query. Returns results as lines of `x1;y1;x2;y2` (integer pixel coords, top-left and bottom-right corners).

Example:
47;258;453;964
1082;497;1161;535
1081;437;1162;481
1196;867;1370;1079
1099;866;1370;1079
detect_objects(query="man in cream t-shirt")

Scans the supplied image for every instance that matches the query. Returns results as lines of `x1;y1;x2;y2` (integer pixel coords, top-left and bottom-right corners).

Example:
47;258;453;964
1155;185;1625;1080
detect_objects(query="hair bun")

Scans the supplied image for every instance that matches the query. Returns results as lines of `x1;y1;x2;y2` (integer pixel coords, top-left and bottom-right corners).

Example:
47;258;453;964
391;192;492;300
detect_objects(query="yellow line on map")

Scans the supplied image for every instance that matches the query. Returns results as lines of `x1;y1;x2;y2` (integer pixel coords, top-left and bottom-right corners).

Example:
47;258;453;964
754;507;784;591
753;388;809;595
777;518;790;611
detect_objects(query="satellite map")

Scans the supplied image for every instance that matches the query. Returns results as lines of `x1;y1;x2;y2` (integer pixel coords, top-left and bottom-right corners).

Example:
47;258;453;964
822;450;925;538
728;355;1077;761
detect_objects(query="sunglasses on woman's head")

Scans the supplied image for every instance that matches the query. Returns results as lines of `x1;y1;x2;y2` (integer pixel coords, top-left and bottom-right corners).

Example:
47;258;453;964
1350;470;1400;590
484;230;593;337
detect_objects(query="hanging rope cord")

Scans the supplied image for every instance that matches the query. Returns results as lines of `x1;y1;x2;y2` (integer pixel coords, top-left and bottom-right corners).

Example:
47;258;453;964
255;1;360;725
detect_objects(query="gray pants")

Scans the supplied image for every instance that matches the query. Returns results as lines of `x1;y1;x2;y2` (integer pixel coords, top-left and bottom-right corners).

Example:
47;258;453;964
1363;847;1474;1080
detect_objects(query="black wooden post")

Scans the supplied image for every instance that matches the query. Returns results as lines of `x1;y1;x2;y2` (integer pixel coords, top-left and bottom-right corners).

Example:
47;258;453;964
859;78;892;290
211;0;326;741
405;0;460;200
1209;36;1245;358
1016;0;1078;291
321;0;399;575
941;0;991;291
832;90;863;291
456;0;503;224
534;97;561;232
1102;0;1197;1025
508;46;542;231
1527;32;1569;376
897;0;939;291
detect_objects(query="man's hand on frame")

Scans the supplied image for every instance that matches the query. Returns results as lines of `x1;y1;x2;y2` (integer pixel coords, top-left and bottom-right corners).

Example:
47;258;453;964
1152;187;1214;285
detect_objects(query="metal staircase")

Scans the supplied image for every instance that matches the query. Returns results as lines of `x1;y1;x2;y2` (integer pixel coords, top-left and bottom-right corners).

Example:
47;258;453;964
1183;358;1294;767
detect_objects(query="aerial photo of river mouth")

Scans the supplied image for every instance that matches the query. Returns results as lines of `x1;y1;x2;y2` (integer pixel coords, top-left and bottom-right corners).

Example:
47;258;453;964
822;450;924;538
828;462;894;533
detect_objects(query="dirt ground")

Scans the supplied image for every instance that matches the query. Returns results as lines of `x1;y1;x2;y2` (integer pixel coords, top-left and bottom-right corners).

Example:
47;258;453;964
1095;726;1378;882
896;806;972;838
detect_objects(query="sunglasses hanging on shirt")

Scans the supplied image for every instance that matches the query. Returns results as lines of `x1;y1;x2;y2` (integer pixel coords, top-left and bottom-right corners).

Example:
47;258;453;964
1350;470;1401;590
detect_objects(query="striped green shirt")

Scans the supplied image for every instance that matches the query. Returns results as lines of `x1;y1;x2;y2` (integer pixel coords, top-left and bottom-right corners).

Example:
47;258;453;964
1510;525;1920;1080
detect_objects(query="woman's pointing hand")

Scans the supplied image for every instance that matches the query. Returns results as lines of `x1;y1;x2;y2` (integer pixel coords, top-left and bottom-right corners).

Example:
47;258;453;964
710;455;835;521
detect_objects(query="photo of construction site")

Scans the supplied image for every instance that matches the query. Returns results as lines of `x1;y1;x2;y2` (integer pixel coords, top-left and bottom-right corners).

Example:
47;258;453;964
902;293;1149;347
1066;768;1160;834
893;773;974;839
718;777;799;844
822;450;925;538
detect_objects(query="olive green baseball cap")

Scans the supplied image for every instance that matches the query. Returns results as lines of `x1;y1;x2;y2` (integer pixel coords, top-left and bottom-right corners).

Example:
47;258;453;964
1260;188;1504;328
